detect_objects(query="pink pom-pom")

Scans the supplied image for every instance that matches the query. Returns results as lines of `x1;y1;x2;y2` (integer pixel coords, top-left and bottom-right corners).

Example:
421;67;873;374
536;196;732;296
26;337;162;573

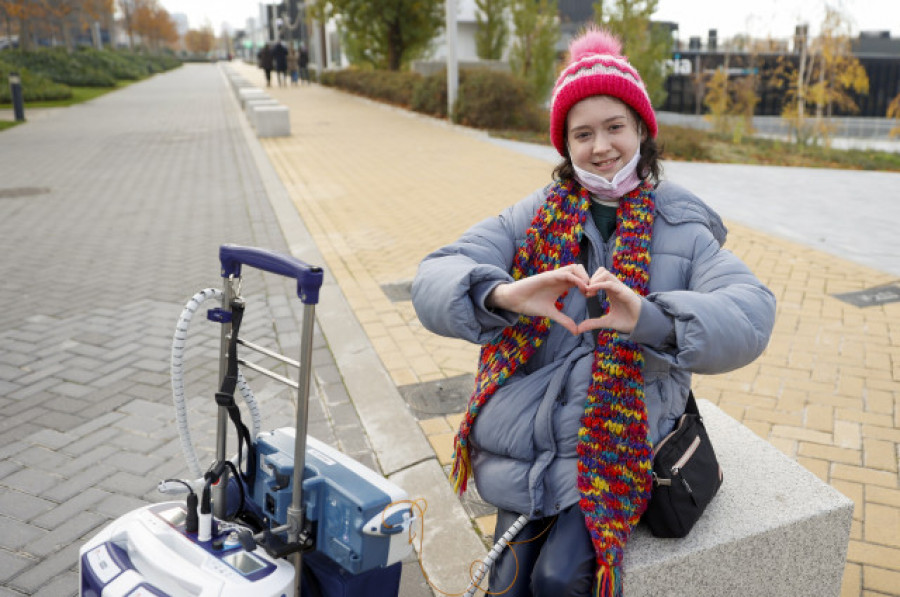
568;27;622;62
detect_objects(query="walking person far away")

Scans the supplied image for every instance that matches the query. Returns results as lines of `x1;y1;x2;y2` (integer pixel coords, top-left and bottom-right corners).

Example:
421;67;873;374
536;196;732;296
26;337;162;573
411;27;776;597
273;39;289;87
257;42;273;87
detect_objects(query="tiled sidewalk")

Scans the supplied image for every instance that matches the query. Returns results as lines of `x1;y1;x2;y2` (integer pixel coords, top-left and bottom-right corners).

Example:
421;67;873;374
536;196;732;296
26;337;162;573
232;61;900;597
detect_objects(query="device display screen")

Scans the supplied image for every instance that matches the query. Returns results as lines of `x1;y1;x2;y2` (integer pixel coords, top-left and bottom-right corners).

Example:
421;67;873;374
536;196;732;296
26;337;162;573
223;552;265;575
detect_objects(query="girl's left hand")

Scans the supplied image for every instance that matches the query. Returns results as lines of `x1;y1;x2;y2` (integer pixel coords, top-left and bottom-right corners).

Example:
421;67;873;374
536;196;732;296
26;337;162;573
577;267;642;334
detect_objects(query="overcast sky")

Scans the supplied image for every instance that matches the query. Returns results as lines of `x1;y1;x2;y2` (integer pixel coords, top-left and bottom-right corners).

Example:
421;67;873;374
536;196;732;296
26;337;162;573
158;0;899;39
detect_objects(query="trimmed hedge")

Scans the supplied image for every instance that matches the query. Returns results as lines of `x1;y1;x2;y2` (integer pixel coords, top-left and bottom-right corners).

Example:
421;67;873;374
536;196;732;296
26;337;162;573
0;48;182;90
456;69;544;131
320;69;421;108
320;67;545;132
1;47;117;87
0;60;72;103
71;47;150;80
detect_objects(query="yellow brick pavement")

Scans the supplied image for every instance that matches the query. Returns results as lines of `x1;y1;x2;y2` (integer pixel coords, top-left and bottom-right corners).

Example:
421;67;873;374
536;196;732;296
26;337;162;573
233;62;900;597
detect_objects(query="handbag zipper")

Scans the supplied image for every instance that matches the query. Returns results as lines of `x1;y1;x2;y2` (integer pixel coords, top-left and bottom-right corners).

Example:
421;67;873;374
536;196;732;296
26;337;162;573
671;435;702;505
671;435;702;474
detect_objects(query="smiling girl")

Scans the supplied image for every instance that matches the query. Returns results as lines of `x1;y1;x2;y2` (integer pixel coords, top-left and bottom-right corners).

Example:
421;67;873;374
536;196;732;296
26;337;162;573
411;27;775;597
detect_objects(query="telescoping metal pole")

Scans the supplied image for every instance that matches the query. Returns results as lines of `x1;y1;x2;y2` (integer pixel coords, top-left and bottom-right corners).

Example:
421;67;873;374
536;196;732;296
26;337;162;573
288;301;316;596
213;277;237;519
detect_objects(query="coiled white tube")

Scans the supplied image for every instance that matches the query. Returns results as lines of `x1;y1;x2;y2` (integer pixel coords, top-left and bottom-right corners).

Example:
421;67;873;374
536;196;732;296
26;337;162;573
463;513;529;597
171;288;261;478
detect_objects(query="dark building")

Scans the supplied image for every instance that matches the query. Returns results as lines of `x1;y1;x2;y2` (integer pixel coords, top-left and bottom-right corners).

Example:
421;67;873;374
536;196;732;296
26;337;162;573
660;27;900;118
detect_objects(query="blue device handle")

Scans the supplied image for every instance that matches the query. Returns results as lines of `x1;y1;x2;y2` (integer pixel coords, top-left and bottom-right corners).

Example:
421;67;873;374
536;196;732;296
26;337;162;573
219;245;323;305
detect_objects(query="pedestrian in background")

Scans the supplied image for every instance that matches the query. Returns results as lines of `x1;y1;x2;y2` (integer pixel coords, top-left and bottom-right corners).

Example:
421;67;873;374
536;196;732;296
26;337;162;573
298;43;310;85
273;39;288;87
411;26;775;597
257;43;273;87
288;46;299;86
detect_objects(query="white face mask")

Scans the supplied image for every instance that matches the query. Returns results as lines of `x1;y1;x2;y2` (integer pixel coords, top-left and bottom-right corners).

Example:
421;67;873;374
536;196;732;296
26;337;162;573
572;150;642;201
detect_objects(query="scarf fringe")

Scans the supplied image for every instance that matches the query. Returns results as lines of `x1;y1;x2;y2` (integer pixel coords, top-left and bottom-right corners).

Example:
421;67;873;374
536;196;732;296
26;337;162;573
594;564;623;597
449;434;470;495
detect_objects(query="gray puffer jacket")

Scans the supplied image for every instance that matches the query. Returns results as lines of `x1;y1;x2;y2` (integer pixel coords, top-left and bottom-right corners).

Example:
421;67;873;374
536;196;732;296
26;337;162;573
411;181;775;519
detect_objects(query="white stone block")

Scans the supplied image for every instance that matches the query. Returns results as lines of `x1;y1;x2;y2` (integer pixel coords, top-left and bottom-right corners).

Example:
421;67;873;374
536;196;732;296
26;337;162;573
623;400;853;597
254;105;290;138
245;98;281;129
238;87;268;109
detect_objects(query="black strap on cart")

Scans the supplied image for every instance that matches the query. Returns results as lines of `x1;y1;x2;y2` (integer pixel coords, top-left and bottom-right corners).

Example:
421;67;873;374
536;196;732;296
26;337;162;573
214;298;256;485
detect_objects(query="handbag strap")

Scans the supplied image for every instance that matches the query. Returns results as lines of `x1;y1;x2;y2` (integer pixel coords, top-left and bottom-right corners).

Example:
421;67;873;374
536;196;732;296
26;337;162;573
685;391;700;416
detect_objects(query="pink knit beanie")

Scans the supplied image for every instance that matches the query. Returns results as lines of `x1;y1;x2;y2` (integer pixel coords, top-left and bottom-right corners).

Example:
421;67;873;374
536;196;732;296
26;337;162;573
549;27;658;156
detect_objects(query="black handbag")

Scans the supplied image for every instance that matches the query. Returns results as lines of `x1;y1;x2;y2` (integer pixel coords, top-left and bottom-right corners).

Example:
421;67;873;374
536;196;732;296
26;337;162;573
642;392;723;538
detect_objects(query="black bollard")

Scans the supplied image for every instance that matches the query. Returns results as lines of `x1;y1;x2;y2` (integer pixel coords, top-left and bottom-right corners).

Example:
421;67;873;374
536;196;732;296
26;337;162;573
8;72;25;121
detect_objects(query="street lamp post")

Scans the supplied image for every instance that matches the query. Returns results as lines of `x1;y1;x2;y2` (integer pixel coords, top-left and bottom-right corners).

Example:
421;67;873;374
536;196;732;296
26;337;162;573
446;0;458;122
8;73;24;122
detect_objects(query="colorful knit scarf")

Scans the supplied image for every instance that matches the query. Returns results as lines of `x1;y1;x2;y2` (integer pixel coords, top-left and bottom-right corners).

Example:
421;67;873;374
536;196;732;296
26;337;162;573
450;179;655;597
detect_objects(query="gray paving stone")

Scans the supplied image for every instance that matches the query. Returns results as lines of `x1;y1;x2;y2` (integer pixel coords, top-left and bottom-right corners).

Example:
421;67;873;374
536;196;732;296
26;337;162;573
30;411;84;433
0;550;33;584
96;471;158;498
0;461;22;483
31;571;77;597
47;382;93;400
0;365;24;383
64;412;124;441
92;493;151;520
59;427;119;459
5;446;72;475
24;510;106;557
7;379;57;402
118;398;173;420
0;515;47;550
41;465;117;503
103;452;165;476
0;442;27;461
0;469;63;498
0;488;55;523
24;430;75;451
30;488;110;530
7;543;79;594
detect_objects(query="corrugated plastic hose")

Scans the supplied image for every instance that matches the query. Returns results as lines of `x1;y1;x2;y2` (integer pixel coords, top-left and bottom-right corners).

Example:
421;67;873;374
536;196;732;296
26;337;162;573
171;288;261;479
463;513;529;597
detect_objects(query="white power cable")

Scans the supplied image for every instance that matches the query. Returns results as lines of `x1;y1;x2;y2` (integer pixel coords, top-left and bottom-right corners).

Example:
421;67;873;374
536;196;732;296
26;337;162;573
171;288;261;479
463;514;529;597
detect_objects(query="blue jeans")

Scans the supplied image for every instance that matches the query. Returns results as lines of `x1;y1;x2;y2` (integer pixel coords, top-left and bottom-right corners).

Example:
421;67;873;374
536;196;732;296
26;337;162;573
488;506;596;597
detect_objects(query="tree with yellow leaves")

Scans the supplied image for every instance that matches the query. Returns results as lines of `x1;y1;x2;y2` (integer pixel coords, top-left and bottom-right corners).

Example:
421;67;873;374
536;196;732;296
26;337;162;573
774;6;868;146
133;0;177;50
0;0;47;50
184;26;216;56
888;93;900;138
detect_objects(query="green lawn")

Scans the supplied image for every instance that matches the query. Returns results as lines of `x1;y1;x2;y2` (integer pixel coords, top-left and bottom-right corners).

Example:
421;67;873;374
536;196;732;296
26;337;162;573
0;84;127;128
0;83;124;110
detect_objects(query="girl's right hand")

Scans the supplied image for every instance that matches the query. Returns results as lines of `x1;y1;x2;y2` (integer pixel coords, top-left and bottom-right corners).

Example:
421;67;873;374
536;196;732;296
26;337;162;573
486;265;591;335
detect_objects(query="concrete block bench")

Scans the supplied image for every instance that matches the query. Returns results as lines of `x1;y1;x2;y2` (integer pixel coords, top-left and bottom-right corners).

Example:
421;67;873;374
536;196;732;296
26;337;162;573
237;87;269;109
253;105;291;138
245;98;281;129
623;400;853;597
